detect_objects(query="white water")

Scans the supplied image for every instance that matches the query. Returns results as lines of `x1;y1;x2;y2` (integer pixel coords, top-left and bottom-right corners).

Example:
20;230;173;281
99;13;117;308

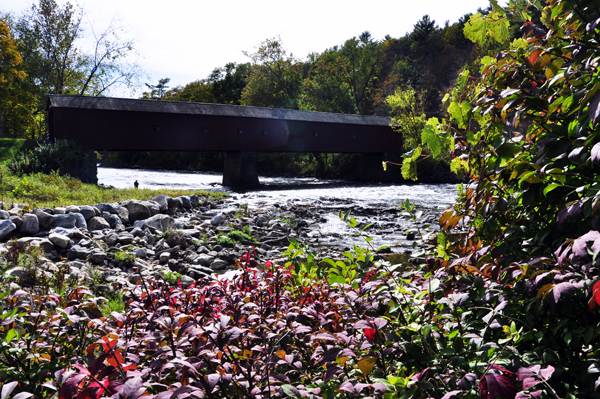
97;167;458;210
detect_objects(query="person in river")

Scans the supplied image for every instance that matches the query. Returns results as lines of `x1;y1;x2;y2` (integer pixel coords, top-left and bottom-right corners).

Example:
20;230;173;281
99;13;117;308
134;180;139;189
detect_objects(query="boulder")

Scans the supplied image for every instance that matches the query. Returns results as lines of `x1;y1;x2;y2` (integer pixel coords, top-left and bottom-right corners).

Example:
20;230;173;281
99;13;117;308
96;203;119;214
66;205;80;214
0;220;16;241
53;207;66;215
114;205;129;224
103;214;124;230
67;245;90;261
72;213;87;230
0;210;9;219
10;216;22;230
8;208;22;217
125;200;151;222
211;214;225;226
79;205;96;221
88;216;111;231
29;239;54;252
142;201;161;215
89;251;107;265
152;194;169;212
167;197;183;212
117;233;134;245
159;252;170;264
178;275;196;288
34;209;55;230
49;233;70;249
52;214;77;229
189;195;200;207
133;214;174;232
51;227;84;239
210;259;228;271
179;196;192;209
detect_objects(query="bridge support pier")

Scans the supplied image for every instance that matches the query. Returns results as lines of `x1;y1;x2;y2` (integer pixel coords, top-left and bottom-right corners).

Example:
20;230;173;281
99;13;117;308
222;151;260;187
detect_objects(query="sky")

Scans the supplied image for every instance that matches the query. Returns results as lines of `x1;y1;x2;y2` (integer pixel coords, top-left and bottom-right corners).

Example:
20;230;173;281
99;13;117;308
1;0;492;97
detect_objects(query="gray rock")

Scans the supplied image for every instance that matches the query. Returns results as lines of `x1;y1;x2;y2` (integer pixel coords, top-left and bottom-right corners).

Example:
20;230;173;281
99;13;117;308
66;205;81;214
0;210;9;219
197;246;209;254
142;201;160;215
197;254;215;266
49;233;70;249
52;214;77;229
159;252;170;264
187;267;208;280
79;205;96;221
114;205;129;224
8;208;21;217
179;196;192;209
167;197;183;212
104;214;124;230
17;237;41;248
29;238;54;252
34;209;55;230
152;194;169;212
89;251;107;265
104;232;118;246
134;248;148;258
255;215;268;227
72;213;87;230
178;275;196;288
68;245;90;260
125;200;151;222
7;266;29;281
10;216;22;230
53;207;66;215
210;259;228;271
211;214;225;226
0;220;16;241
131;227;145;237
51;227;84;239
189;195;200;207
117;233;134;244
96;203;119;214
88;216;111;231
133;214;174;232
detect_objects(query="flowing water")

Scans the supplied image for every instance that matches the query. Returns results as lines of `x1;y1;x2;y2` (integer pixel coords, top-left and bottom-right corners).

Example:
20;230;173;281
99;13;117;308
97;167;458;210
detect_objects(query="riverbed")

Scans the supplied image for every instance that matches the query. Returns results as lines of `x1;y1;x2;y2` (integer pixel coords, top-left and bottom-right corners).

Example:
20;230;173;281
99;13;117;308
98;167;459;253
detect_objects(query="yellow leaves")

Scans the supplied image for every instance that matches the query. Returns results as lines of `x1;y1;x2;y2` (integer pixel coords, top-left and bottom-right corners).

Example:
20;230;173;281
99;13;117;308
357;356;377;377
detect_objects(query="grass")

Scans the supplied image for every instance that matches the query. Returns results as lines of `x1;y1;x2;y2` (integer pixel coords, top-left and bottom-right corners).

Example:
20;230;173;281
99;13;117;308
0;164;227;209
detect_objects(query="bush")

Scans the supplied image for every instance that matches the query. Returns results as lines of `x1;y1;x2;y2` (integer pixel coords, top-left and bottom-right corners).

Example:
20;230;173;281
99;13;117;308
8;140;86;177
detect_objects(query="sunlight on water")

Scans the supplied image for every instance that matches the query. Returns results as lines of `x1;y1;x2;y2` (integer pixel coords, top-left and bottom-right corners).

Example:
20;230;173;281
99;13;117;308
97;167;458;209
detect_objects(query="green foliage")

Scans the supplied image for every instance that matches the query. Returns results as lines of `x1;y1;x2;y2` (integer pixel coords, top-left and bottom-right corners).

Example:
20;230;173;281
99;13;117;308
215;235;235;245
226;229;254;243
162;271;182;286
113;251;136;265
386;88;426;150
8;140;85;176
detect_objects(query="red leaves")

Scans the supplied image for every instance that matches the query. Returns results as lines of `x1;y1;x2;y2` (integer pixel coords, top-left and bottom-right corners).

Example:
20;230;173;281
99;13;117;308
479;364;518;399
589;281;600;310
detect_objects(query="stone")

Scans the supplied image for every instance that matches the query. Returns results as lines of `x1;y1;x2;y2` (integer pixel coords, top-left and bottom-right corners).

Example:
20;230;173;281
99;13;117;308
8;208;22;217
179;196;192;209
54;207;66;215
104;233;118;246
189;195;200;207
88;216;111;231
79;205;96;220
29;239;54;252
134;248;148;258
17;237;41;248
10;216;22;230
178;275;196;288
52;214;77;229
131;227;145;237
167;197;183;212
0;219;16;241
103;214;123;230
49;233;70;249
7;266;29;282
51;227;84;239
0;210;9;219
152;194;169;212
159;252;170;264
142;201;160;215
197;254;215;266
211;214;225;226
133;214;174;232
68;245;91;260
89;252;107;265
187;267;208;280
114;205;129;224
34;209;55;230
96;203;119;214
255;215;268;227
125;200;151;222
72;213;87;230
210;259;228;271
66;205;81;214
117;233;134;244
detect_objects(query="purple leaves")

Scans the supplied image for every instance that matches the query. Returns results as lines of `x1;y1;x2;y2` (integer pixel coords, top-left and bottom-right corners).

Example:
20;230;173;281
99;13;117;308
518;365;555;391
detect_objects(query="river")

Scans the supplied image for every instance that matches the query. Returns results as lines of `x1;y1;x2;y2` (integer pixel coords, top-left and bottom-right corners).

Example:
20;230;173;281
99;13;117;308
97;167;458;210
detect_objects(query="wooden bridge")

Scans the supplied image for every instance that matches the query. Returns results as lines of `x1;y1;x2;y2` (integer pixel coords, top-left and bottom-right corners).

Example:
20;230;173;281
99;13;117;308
47;95;400;186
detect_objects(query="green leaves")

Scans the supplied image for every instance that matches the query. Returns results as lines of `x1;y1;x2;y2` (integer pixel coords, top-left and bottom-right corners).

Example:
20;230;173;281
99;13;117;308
421;118;444;158
464;9;510;46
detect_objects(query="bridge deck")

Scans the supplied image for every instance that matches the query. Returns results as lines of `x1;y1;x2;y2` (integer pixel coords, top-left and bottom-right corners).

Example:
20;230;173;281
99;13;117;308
47;95;400;153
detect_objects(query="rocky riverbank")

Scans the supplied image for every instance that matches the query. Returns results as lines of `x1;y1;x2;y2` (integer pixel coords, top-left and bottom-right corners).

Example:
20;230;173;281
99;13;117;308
0;192;444;292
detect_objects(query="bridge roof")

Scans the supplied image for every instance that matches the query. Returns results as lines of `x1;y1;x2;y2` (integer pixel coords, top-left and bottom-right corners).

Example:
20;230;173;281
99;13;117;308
48;95;390;126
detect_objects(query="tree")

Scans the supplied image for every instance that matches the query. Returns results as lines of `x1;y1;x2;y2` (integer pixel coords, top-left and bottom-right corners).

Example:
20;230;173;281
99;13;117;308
208;62;251;105
241;37;303;109
162;79;214;103
339;31;384;114
385;87;426;151
299;50;357;114
5;0;139;136
0;18;36;138
141;77;170;100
